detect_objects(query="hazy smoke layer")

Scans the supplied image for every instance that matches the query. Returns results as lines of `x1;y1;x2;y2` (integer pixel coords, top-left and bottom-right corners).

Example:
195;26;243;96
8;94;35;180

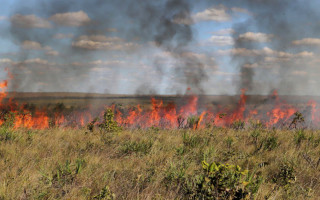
5;0;208;94
230;0;320;94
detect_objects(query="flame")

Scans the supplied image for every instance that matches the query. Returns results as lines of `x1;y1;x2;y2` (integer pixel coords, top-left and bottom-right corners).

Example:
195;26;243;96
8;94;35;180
0;68;319;130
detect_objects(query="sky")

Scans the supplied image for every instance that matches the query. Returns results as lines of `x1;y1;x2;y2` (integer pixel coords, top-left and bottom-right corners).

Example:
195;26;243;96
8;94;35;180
0;0;320;95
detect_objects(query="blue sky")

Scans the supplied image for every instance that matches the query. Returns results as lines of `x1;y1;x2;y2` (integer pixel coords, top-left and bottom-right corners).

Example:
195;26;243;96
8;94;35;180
0;0;319;95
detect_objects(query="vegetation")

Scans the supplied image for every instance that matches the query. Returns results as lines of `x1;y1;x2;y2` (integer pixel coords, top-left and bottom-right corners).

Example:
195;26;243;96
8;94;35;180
0;125;320;199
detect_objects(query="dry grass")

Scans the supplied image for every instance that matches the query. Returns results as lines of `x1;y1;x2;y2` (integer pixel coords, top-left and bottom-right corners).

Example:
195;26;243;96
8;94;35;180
1;126;320;199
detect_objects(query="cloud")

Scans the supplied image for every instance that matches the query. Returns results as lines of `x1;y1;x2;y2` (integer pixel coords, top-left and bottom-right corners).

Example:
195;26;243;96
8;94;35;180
231;7;252;15
22;40;42;50
292;38;320;46
175;5;251;25
72;35;138;51
10;14;52;28
0;58;12;63
53;33;74;39
45;50;59;56
24;58;50;65
77;35;123;42
217;47;314;59
292;70;307;76
212;28;234;35
21;41;59;56
0;16;7;21
72;60;126;68
106;28;118;32
50;11;90;27
214;71;239;76
193;5;231;22
238;32;274;43
208;35;234;46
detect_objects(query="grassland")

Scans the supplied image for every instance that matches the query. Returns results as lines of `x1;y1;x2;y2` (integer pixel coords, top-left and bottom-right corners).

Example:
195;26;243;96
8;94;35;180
1;124;320;199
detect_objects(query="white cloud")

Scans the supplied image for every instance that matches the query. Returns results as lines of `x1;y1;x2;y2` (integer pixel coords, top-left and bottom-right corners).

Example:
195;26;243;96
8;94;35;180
24;58;50;65
53;33;74;39
212;28;234;35
217;47;314;59
238;32;273;43
21;41;59;56
50;11;90;27
209;35;234;46
22;40;42;50
72;35;138;51
231;7;252;15
0;16;7;21
46;50;59;56
11;14;52;28
292;38;320;46
193;5;230;22
0;58;12;63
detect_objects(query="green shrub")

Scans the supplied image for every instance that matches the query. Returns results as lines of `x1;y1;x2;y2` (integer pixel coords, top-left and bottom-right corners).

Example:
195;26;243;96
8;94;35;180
120;140;153;155
232;120;245;130
187;116;201;129
272;163;296;186
99;109;121;132
40;159;86;189
93;185;115;200
186;161;262;199
294;129;306;147
263;135;278;151
182;132;205;148
225;136;234;149
0;127;16;142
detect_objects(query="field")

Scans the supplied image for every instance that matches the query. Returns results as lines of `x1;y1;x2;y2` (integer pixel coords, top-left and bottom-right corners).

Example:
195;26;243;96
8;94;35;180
1;94;320;199
1;126;320;199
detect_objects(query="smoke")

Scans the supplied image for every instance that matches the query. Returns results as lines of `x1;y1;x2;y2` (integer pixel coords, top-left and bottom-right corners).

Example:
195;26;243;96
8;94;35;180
231;0;320;95
4;0;209;94
125;0;208;94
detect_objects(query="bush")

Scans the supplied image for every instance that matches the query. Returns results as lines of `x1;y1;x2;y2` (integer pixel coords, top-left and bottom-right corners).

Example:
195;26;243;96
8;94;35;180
232;120;245;130
0;127;15;142
272;163;296;186
187;116;201;129
120;140;153;155
186;161;262;199
182;132;205;148
294;129;306;147
99;109;121;132
263;135;278;151
93;185;115;200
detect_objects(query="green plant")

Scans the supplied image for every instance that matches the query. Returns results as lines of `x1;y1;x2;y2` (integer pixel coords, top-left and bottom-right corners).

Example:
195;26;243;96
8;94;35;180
294;129;306;147
0;127;16;142
289;112;305;129
182;132;204;148
232;120;245;130
187;115;201;129
87;117;99;132
187;161;262;199
272;163;296;187
225;136;234;149
120;140;153;155
250;130;260;145
164;162;187;188
99;109;121;132
41;159;86;189
263;135;278;151
250;120;264;130
93;185;115;200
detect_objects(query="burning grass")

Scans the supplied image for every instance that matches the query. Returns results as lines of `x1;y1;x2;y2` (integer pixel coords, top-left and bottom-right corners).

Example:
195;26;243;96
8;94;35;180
1;127;320;199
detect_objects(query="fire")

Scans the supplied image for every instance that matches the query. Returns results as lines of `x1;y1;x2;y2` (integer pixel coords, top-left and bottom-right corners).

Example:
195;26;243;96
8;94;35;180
0;68;320;130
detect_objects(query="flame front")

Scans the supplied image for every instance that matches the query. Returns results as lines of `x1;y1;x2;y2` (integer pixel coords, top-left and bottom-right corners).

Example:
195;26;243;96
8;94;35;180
0;69;320;130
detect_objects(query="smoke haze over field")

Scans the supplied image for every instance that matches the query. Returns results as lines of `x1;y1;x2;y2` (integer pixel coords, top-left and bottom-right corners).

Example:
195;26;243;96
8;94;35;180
0;0;320;95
